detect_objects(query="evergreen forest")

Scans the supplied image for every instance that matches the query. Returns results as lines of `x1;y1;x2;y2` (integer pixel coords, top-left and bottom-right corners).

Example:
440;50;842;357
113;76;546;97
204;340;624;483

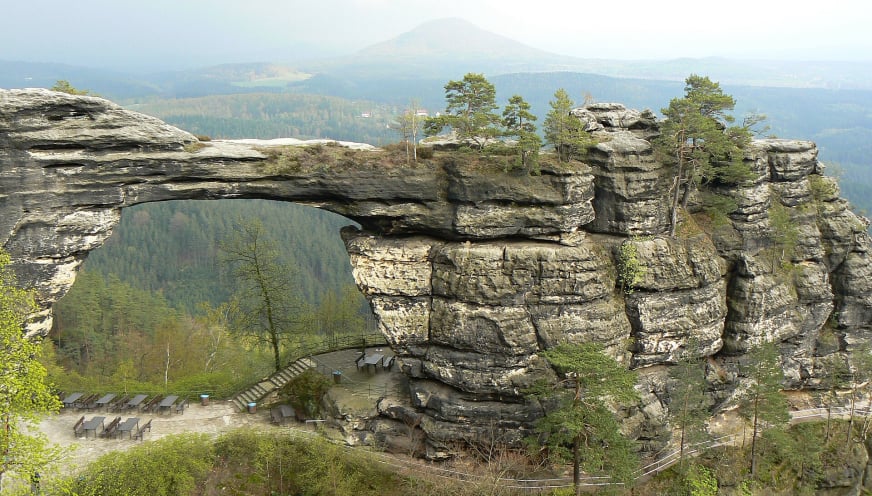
48;199;371;395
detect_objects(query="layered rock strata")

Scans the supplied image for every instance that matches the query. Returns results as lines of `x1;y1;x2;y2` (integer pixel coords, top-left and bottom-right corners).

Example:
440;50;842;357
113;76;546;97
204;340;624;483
3;89;872;458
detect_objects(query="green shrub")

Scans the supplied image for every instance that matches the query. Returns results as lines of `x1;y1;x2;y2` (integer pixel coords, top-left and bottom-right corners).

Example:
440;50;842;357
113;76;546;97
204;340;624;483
66;434;214;496
214;430;404;496
618;238;646;294
417;146;434;159
280;368;332;419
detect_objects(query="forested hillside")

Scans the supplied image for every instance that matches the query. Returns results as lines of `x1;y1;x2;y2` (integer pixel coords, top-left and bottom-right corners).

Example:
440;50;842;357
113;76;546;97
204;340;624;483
85;199;360;312
131;93;400;144
50;199;371;391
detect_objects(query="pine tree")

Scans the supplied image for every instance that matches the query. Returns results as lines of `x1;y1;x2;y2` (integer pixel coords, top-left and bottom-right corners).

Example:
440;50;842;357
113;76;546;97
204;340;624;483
738;341;790;478
668;353;711;465
529;343;638;494
424;73;502;150
655;74;754;235
502;94;541;173
543;88;592;162
846;344;872;447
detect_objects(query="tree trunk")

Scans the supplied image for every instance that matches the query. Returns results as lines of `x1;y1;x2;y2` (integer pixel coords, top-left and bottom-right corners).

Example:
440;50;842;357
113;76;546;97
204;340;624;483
848;385;857;447
750;393;759;477
164;341;170;387
573;436;581;496
670;174;681;237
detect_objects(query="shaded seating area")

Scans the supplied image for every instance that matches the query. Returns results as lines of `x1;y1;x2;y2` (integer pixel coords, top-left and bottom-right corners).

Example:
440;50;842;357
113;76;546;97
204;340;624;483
157;395;178;414
125;394;148;411
72;413;148;440
82;416;105;438
95;393;116;411
357;351;384;372
117;417;140;439
61;392;84;409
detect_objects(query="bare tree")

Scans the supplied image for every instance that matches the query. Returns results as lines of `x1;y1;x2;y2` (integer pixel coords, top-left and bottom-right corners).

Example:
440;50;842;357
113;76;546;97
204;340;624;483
219;219;309;371
390;99;423;164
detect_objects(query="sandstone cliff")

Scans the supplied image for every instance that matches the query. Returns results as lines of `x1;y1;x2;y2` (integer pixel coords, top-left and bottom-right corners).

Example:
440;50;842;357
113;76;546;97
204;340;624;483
3;89;871;459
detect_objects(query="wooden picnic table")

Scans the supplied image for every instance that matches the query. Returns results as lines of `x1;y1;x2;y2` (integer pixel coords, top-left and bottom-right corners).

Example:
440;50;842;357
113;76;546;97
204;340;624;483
158;395;179;414
95;393;116;410
82;416;105;438
361;353;384;372
61;392;84;408
117;417;140;439
125;394;147;410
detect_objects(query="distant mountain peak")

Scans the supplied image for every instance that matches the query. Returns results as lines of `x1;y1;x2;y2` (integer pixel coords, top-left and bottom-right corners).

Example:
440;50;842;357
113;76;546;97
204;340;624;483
354;17;550;60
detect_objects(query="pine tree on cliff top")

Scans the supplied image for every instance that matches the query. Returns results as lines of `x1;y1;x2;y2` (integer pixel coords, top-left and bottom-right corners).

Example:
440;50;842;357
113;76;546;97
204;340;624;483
655;74;754;236
424;73;502;150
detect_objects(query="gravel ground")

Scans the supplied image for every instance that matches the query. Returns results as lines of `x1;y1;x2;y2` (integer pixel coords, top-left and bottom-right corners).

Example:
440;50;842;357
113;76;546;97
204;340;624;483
36;348;401;477
39;399;270;473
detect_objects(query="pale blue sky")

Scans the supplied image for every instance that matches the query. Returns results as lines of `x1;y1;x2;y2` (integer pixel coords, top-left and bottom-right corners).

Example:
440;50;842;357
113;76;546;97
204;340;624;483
3;0;870;71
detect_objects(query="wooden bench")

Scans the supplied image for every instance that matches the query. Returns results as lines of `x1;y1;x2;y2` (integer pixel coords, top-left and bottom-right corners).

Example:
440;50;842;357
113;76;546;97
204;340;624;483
117;417;139;439
383;356;395;371
141;395;162;413
133;419;152;441
174;398;187;414
100;416;122;438
109;395;130;412
72;415;85;437
355;353;366;370
75;393;99;410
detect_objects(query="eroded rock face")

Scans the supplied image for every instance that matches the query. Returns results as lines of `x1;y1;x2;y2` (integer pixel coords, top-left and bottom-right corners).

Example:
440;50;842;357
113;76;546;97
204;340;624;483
4;90;872;460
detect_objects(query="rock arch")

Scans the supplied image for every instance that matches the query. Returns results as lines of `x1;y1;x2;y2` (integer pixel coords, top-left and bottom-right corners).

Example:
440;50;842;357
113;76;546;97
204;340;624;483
4;89;872;456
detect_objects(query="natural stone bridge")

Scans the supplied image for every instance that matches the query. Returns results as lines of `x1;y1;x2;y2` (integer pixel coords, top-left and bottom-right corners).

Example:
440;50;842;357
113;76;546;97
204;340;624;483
4;88;872;457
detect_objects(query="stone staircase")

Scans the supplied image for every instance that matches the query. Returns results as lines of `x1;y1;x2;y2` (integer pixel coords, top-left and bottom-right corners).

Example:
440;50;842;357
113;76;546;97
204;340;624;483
231;357;316;411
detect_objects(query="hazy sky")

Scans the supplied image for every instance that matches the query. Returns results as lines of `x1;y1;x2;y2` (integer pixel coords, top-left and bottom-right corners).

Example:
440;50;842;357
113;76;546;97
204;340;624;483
3;0;870;71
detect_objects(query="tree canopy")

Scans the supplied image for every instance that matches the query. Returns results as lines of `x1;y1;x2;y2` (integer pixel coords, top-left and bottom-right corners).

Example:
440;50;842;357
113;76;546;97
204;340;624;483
655;74;754;235
220;219;310;372
543;88;592;162
738;342;790;478
424;73;501;149
0;251;63;492
502;94;541;172
50;79;92;96
529;343;639;494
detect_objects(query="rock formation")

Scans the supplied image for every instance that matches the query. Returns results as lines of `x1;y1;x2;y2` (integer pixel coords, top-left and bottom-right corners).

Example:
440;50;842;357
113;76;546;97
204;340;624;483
3;89;872;459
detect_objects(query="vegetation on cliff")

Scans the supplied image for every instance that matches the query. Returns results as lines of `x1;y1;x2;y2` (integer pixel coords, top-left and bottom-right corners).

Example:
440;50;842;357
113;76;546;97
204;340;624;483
0;251;63;492
655;74;755;235
528;343;640;492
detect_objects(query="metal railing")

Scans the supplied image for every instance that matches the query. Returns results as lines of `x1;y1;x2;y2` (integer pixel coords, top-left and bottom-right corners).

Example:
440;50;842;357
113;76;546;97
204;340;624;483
283;332;387;369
